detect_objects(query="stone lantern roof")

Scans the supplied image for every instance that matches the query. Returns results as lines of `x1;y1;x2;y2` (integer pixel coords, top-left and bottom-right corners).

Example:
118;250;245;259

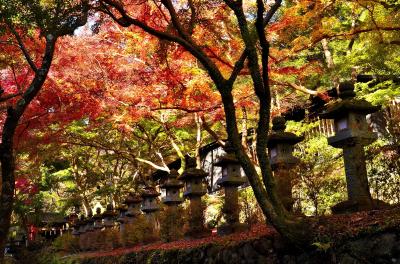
160;169;184;188
124;192;143;205
213;142;241;167
320;82;380;119
178;158;208;180
141;186;160;198
267;116;304;147
178;157;208;180
178;167;208;180
102;204;117;218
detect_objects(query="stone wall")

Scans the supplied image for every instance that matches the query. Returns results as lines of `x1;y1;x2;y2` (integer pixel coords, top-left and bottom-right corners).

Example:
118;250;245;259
72;229;400;264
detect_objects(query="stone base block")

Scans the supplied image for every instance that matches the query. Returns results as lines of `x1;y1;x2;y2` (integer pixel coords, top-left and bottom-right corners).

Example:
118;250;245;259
217;223;248;236
184;227;210;239
331;199;391;214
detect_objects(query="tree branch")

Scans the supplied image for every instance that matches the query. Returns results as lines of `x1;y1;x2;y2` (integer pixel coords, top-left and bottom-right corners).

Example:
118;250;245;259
263;0;282;26
100;0;226;86
136;157;170;172
200;115;225;147
272;80;320;95
0;93;22;103
6;22;38;73
227;49;247;86
160;0;190;39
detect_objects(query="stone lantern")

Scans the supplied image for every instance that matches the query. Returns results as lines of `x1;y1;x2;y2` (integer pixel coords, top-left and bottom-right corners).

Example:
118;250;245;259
68;212;78;234
83;215;94;251
319;81;384;213
141;186;161;213
78;215;87;235
214;142;246;234
100;204;117;250
93;207;104;230
71;221;81;237
267;116;303;211
178;158;209;237
122;192;142;246
102;204;116;228
92;208;103;250
124;192;142;223
160;169;184;206
117;205;128;224
141;186;161;235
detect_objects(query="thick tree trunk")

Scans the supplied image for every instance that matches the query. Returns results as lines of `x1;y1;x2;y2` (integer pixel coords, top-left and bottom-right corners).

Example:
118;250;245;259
0;34;57;263
0;139;16;264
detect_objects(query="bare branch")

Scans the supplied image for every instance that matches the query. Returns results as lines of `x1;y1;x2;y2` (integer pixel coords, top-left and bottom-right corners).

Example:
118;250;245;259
272;80;320;95
136;157;170;172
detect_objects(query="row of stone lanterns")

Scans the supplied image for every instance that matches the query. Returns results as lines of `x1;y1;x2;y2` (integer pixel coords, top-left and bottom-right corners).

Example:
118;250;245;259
60;81;390;251
70;81;384;251
266;81;387;214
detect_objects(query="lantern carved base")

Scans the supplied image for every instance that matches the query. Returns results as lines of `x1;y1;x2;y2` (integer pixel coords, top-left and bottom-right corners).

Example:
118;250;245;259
185;196;209;239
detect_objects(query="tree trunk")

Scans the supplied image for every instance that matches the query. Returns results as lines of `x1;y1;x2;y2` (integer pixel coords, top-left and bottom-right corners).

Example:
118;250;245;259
0;34;57;262
0;138;16;263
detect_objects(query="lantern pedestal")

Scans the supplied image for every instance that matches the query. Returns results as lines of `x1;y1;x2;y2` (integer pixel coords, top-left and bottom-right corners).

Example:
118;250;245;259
268;117;303;212
320;82;389;214
141;186;161;240
185;195;209;238
273;164;298;211
179;160;210;238
214;143;247;235
217;186;247;235
160;170;185;241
